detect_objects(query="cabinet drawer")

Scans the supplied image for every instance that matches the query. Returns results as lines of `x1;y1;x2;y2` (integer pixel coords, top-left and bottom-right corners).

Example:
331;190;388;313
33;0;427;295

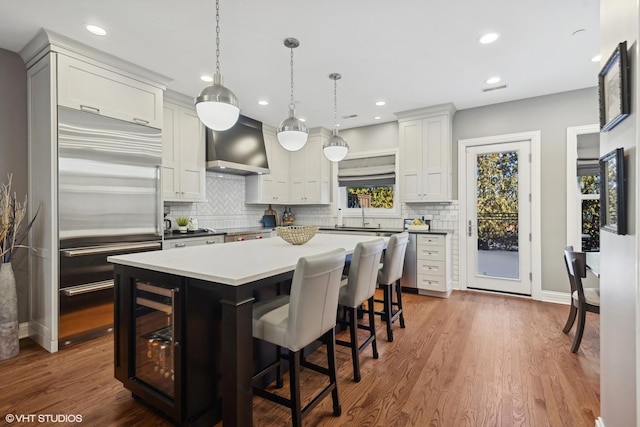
417;234;445;247
417;275;447;292
162;235;224;250
417;260;445;277
417;244;445;261
57;54;163;128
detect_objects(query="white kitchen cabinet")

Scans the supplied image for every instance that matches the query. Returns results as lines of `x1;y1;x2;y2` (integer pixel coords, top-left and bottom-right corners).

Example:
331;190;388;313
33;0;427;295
162;235;224;250
57;54;163;128
415;233;452;297
397;104;455;202
289;129;330;204
245;125;289;204
162;95;207;202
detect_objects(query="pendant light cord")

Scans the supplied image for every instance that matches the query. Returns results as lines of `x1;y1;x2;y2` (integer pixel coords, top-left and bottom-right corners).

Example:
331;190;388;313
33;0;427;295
289;46;295;107
333;78;338;129
215;0;221;76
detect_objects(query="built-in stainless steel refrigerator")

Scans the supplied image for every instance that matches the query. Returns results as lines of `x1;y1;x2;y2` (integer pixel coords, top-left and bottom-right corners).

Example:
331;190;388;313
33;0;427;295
57;106;162;347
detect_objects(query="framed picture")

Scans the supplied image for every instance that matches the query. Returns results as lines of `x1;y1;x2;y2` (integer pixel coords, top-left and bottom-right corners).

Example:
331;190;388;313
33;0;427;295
598;41;630;132
600;148;626;235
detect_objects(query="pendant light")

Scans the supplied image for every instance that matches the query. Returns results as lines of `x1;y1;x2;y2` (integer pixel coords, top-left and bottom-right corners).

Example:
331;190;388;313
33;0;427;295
277;38;308;151
323;73;349;162
195;0;240;131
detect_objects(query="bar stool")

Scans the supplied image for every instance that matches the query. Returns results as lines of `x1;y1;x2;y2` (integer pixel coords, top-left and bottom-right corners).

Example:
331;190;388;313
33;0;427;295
252;248;346;427
375;232;409;342
336;238;385;382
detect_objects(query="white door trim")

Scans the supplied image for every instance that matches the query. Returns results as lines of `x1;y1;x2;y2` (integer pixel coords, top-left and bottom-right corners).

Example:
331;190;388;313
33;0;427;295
458;131;541;300
566;124;599;250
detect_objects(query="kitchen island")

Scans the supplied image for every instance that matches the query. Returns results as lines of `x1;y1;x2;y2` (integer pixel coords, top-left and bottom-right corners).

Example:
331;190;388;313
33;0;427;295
108;233;385;427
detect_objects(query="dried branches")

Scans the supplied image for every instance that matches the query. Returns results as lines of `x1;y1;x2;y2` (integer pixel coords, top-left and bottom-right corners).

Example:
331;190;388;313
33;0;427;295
0;174;28;263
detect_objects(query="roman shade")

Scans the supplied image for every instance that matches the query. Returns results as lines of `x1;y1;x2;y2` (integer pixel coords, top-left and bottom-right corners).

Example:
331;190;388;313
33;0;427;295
337;154;396;187
577;158;599;177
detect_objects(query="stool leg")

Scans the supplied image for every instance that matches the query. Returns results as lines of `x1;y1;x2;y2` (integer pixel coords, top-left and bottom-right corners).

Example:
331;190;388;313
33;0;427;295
368;296;379;359
384;284;394;342
348;307;361;382
396;279;405;328
289;350;302;426
276;345;283;388
325;329;342;416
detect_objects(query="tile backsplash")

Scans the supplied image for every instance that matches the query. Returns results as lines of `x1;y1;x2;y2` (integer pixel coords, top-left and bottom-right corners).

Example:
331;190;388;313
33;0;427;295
165;172;459;285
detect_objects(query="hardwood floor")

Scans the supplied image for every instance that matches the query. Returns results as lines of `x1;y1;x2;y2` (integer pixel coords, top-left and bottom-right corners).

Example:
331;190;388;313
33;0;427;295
0;291;599;426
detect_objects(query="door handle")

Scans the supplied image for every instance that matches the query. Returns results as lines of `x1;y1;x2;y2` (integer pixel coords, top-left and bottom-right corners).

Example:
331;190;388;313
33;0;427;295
468;220;473;237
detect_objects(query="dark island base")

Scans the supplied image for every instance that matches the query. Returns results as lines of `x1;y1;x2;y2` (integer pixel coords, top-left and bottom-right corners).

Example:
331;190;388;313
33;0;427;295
114;265;290;426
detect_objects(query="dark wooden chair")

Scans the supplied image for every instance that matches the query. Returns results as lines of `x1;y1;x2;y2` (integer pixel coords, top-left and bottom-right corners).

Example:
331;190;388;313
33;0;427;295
563;248;600;353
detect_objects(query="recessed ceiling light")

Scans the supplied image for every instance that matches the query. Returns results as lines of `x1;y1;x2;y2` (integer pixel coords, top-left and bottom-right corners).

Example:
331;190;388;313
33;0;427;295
85;24;107;36
219;166;226;169
200;75;213;83
479;32;499;44
299;117;306;122
375;101;386;106
486;76;501;84
591;54;601;62
374;116;381;120
258;100;269;106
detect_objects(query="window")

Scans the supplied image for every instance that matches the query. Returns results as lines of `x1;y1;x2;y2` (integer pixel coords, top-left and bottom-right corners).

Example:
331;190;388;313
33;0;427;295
334;149;400;217
578;173;600;251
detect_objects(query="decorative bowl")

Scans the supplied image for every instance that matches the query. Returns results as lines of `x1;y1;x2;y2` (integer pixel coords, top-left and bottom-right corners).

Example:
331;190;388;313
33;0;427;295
276;226;319;245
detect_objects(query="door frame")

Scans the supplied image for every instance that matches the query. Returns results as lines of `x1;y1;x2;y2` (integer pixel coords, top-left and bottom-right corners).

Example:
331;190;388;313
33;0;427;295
458;131;542;299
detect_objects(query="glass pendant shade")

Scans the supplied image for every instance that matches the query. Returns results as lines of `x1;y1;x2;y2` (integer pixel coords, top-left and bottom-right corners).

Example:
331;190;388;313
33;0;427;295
277;106;308;151
195;74;240;131
323;129;349;162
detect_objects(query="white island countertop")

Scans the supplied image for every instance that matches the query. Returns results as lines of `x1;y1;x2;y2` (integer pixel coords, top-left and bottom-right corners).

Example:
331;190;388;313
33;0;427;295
108;233;386;286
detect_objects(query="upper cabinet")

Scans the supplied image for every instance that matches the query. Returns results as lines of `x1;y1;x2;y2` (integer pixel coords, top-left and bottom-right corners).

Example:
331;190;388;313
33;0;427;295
245;125;289;204
57;55;163;128
397;104;456;202
289;129;331;204
246;127;330;205
162;94;207;202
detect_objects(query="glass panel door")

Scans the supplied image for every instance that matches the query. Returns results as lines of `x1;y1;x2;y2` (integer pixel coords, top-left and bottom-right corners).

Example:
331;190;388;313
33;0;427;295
466;141;531;295
134;281;176;397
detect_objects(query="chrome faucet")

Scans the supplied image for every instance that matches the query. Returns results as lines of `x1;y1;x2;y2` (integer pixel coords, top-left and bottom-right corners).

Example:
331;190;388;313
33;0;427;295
362;206;370;228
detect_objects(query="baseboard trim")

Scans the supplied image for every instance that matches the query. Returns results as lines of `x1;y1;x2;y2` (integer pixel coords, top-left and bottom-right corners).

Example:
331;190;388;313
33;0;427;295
19;322;30;339
539;290;570;305
595;416;605;427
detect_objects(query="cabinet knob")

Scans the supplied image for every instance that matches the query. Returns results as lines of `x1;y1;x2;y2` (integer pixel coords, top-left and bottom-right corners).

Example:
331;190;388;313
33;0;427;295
175;243;186;248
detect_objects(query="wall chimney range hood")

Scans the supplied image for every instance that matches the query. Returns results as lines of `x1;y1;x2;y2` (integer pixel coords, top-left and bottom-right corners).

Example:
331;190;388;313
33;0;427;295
206;115;270;175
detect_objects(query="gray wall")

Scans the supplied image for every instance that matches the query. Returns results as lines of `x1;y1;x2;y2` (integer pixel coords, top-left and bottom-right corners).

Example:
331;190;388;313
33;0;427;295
340;121;398;152
0;48;28;323
453;87;599;293
599;0;638;424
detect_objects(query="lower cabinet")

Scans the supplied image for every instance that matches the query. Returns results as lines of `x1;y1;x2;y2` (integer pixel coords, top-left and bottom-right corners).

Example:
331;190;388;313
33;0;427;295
416;233;452;298
114;267;222;426
162;235;224;250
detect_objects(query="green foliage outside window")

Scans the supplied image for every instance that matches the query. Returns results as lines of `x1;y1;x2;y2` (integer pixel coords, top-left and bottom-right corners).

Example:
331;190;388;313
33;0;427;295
347;186;394;208
476;152;519;251
579;175;600;251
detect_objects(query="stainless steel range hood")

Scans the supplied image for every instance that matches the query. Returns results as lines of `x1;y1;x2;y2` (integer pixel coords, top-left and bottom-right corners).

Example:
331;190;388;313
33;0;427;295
206;115;270;175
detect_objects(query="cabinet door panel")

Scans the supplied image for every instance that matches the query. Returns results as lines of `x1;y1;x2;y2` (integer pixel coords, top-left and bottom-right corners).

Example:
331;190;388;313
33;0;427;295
57;55;162;127
399;120;423;201
162;105;180;200
177;109;206;200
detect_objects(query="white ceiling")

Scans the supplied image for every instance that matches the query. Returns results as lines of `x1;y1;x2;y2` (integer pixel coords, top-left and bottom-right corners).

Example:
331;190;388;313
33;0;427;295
0;0;600;130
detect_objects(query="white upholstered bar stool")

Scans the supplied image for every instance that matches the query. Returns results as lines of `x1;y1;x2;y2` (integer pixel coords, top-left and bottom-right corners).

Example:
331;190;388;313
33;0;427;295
336;238;385;382
252;248;346;427
375;232;409;342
